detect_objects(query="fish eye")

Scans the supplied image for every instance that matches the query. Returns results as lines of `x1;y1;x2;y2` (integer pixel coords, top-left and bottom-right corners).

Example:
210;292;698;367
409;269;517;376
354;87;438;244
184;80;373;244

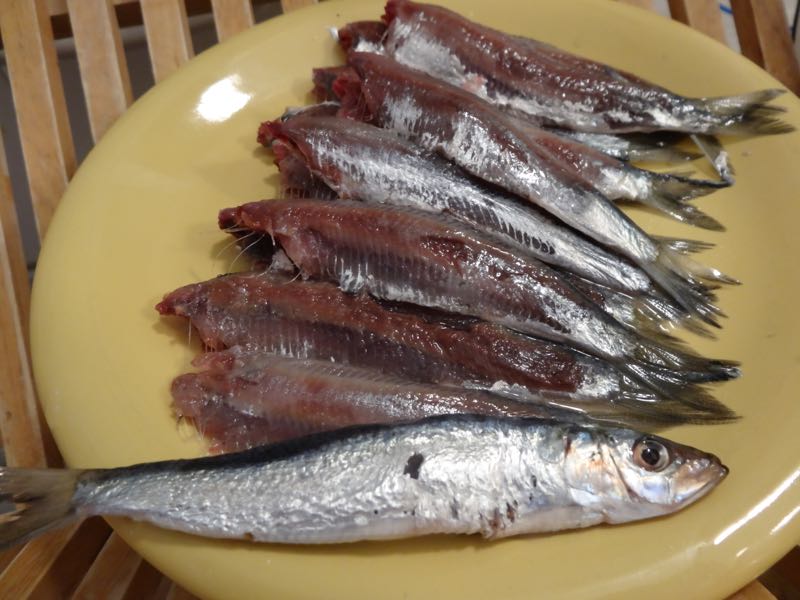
633;437;670;471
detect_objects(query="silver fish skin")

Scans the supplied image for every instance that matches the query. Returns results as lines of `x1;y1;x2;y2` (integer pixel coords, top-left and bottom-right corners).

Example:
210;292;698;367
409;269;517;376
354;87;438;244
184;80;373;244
0;415;728;547
505;115;728;231
265;114;655;295
380;0;790;136
342;52;732;326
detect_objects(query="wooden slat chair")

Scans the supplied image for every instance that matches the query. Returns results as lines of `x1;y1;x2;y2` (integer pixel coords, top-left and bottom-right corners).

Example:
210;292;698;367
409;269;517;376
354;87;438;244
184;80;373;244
0;0;797;598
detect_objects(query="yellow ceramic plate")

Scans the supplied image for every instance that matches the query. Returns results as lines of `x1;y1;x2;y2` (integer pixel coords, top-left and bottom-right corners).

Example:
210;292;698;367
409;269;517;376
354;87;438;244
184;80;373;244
30;1;800;598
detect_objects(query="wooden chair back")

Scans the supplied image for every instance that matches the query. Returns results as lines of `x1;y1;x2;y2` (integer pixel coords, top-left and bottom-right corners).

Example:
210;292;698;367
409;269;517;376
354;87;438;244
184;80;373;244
0;0;796;597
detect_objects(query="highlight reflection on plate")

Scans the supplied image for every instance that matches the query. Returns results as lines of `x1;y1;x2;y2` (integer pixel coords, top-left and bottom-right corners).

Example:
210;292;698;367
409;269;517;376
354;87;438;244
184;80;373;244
30;1;800;599
196;75;253;123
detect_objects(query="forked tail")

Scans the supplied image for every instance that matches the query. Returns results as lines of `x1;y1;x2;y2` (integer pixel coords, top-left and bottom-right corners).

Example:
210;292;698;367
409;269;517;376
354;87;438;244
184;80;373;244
633;171;727;230
612;388;738;426
609;312;740;408
641;244;739;327
603;317;739;414
700;89;794;136
655;236;715;255
650;171;729;201
550;395;736;429
690;134;734;182
628;335;741;383
0;468;82;550
631;293;714;339
485;380;736;428
616;361;738;419
637;191;723;231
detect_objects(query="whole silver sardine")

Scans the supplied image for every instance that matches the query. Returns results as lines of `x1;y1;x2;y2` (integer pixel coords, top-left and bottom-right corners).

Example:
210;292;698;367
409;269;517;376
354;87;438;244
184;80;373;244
0;415;727;547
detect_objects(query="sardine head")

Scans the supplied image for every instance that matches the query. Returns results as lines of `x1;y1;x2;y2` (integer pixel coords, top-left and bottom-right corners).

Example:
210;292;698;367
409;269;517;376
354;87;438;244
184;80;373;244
598;430;728;523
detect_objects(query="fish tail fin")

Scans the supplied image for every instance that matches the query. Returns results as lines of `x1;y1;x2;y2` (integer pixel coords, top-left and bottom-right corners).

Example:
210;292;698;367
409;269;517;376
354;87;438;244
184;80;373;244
705;88;786;108
613;387;739;426
653;235;715;255
641;247;730;327
700;90;794;136
676;314;717;339
616;360;738;417
690;134;735;182
632;335;741;382
650;171;730;201
631;293;715;339
618;132;700;164
639;190;725;231
665;246;740;286
636;172;726;230
548;395;737;429
498;387;735;429
0;468;82;550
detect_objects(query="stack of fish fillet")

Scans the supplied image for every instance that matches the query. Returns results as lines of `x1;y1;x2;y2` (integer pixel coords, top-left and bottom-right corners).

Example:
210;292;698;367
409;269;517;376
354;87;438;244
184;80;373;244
149;0;792;537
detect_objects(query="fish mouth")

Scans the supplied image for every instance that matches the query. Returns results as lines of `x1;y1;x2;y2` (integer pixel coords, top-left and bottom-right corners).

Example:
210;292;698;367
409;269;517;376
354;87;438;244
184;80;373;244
677;461;729;508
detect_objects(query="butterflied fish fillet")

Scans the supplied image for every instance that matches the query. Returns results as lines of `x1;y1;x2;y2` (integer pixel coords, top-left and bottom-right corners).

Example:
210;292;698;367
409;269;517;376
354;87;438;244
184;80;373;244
172;351;630;452
158;271;725;422
263;114;649;293
263;113;707;336
219;199;739;412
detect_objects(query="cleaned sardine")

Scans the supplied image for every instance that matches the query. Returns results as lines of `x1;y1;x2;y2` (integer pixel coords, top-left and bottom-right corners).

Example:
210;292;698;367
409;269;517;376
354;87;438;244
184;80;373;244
378;0;791;136
263;114;654;294
314;67;729;229
172;351;611;452
309;67;725;229
312;65;701;164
